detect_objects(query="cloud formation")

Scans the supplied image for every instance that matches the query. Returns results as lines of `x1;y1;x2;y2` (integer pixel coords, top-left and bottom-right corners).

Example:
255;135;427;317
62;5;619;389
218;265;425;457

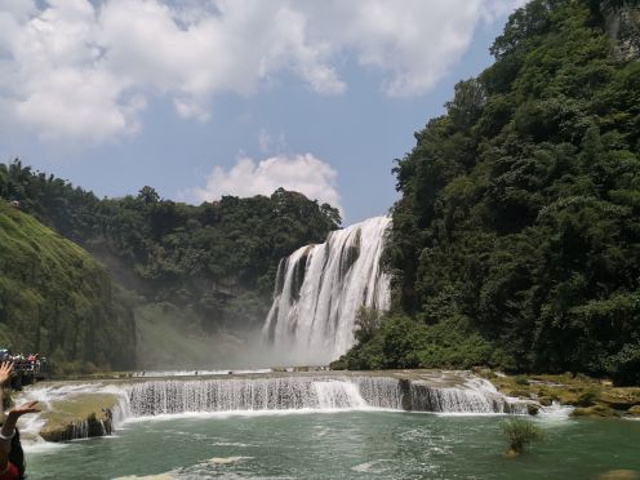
0;0;526;143
189;153;342;212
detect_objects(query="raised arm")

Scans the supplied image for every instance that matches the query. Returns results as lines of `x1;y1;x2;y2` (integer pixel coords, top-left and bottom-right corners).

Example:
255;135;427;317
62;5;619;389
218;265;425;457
0;401;40;471
0;362;14;425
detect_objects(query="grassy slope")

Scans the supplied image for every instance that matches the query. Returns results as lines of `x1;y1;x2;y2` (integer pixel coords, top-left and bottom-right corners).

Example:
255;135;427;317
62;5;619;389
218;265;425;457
0;201;136;371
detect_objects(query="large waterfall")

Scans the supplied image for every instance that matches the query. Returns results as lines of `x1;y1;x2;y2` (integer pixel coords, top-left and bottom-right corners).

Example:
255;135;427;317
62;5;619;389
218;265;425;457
262;216;391;365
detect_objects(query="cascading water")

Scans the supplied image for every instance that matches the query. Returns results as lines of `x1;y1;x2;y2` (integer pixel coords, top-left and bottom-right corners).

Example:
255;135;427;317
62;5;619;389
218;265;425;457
18;373;530;443
123;375;523;418
262;216;391;365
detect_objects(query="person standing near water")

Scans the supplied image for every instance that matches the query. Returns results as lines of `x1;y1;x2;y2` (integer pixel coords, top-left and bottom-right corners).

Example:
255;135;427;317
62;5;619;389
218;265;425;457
0;361;40;480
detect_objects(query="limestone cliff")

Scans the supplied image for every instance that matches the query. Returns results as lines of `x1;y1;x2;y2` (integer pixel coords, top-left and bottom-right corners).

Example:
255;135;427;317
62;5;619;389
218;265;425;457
601;0;640;61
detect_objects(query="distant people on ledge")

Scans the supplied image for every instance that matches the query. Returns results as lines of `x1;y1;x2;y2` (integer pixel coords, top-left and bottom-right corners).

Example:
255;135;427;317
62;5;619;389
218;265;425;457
0;350;49;390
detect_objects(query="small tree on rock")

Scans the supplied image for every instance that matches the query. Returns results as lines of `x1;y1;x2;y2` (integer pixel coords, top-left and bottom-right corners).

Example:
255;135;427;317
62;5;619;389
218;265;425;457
501;417;544;456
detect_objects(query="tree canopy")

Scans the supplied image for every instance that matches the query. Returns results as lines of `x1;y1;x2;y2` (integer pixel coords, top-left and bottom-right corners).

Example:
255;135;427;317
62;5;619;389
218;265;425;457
336;0;640;385
0;162;341;333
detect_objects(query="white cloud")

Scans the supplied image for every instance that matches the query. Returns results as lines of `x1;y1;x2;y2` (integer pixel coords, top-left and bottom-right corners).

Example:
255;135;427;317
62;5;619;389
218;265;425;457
189;153;342;213
0;0;525;143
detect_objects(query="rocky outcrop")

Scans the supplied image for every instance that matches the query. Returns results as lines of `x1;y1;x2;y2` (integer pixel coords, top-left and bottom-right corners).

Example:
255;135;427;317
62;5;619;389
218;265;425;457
602;0;640;62
571;404;619;418
626;405;640;417
38;393;118;442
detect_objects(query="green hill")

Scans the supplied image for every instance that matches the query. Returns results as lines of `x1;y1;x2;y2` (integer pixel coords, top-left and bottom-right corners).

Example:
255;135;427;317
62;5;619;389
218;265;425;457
337;0;640;385
0;201;136;372
1;161;340;370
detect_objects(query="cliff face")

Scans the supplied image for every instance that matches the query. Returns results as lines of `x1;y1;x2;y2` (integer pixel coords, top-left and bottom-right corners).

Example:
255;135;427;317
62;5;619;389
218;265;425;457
602;0;640;61
359;0;640;383
0;201;136;371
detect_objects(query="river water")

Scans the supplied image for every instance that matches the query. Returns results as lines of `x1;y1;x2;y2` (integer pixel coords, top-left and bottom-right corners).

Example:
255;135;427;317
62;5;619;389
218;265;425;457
26;410;640;479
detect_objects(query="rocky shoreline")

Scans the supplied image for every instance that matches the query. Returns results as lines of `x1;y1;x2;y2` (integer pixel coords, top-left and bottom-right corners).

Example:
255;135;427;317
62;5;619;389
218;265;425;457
475;369;640;419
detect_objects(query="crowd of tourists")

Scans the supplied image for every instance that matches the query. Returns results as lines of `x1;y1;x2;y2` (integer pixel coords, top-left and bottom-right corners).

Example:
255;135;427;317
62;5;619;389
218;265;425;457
0;350;49;387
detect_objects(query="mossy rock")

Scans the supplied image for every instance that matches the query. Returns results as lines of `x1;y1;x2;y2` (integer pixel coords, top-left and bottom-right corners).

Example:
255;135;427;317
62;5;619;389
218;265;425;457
571;404;619;418
539;396;554;407
38;392;118;442
599;388;640;410
576;390;601;407
626;405;640;417
527;404;540;416
506;389;532;398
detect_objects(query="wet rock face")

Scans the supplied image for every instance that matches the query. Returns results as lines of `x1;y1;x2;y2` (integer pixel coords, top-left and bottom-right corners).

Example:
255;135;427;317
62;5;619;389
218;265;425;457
40;411;112;442
602;0;640;62
38;392;118;442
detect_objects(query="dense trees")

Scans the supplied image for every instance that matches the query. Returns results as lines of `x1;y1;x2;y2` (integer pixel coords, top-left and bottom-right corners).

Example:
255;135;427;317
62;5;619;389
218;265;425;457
337;0;640;385
0;162;340;335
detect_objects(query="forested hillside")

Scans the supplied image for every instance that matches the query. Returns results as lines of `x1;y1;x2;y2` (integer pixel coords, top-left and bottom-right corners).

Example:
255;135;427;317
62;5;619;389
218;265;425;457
337;0;640;385
0;161;340;332
0;201;136;372
0;161;340;368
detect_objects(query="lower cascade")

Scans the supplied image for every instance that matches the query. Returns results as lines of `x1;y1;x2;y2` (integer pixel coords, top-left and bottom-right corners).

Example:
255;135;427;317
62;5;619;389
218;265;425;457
119;374;526;418
262;216;392;365
19;373;529;443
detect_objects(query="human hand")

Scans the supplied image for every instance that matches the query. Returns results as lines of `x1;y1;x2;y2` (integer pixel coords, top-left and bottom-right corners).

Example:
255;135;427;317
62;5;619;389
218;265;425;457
8;401;40;418
0;362;14;387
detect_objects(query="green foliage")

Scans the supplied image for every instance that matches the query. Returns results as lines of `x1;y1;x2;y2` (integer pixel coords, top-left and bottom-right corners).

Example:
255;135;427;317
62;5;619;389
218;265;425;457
368;0;640;382
0;161;341;334
605;342;640;386
0;201;136;371
0;159;340;372
514;375;529;386
353;306;383;345
576;388;600;407
333;314;502;371
501;418;544;454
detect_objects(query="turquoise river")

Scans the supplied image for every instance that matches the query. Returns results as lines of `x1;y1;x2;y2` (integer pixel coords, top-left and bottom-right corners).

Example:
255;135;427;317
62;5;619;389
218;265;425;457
26;410;640;479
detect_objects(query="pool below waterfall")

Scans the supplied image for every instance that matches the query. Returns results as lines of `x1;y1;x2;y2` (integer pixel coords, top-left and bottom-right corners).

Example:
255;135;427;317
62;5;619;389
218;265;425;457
27;410;640;479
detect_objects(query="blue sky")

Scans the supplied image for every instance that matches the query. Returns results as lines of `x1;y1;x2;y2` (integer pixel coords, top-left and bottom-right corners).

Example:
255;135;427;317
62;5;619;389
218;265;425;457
0;0;526;224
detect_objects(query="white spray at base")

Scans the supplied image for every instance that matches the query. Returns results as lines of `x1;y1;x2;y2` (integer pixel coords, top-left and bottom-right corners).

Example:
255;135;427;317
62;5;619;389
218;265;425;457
262;216;391;365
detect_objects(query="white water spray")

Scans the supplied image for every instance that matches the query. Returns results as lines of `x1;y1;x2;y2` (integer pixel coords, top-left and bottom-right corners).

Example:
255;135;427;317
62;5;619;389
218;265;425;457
17;372;537;443
262;216;391;365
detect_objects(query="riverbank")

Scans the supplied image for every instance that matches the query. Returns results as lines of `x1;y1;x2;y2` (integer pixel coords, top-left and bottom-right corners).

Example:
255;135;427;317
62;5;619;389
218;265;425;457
475;368;640;418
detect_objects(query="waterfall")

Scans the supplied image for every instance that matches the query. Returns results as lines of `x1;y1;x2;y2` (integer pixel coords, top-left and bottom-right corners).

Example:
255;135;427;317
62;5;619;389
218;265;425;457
262;216;391;365
19;373;531;443
123;375;525;418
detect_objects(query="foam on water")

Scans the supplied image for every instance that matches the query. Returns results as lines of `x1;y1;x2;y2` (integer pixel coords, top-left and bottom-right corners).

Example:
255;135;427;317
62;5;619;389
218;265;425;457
536;401;575;422
114;476;176;480
132;369;273;378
